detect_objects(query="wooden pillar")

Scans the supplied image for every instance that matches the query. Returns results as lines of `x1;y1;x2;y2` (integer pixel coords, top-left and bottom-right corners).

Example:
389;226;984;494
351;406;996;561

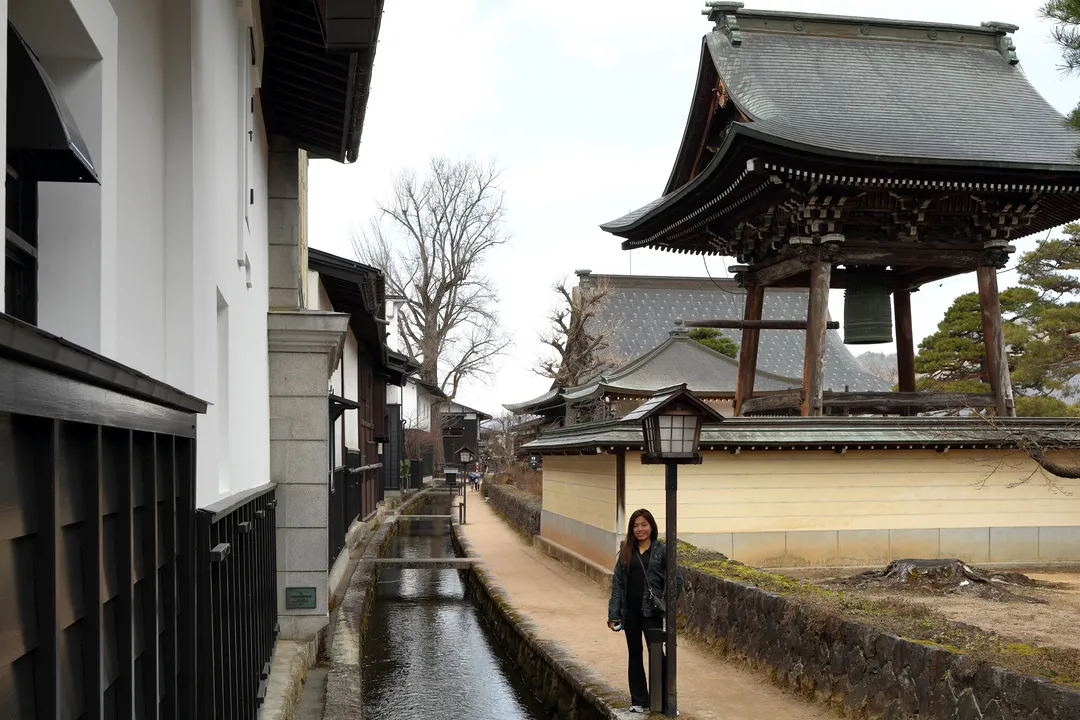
894;288;916;393
802;261;832;416
734;285;765;416
977;266;1017;417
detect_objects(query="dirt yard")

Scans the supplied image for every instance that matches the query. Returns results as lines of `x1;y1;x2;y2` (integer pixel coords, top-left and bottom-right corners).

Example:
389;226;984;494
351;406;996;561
786;565;1080;651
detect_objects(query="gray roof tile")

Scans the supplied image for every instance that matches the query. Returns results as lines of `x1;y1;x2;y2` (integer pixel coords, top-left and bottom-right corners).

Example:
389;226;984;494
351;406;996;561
588;275;890;393
705;23;1078;167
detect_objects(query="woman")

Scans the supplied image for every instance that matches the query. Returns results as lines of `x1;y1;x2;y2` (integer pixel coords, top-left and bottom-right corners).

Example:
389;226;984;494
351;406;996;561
607;508;684;714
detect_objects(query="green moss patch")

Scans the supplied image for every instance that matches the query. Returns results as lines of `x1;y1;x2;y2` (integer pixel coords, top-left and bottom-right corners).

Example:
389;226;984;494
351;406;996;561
678;543;1080;687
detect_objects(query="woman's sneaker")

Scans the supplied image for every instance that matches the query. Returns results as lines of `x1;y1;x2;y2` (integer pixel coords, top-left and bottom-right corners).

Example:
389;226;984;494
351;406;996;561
628;705;647;714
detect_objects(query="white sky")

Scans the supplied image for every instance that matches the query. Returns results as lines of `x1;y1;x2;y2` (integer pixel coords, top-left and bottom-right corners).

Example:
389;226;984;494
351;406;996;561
308;0;1080;416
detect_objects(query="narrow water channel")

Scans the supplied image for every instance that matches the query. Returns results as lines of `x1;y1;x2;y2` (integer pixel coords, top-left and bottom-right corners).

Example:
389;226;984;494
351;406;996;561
361;499;551;720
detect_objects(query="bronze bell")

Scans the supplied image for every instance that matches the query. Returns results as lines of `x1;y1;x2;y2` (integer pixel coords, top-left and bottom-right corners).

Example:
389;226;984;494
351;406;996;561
844;268;893;344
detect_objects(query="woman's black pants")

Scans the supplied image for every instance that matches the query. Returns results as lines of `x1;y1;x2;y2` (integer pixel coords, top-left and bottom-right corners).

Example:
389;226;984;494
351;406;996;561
624;609;665;707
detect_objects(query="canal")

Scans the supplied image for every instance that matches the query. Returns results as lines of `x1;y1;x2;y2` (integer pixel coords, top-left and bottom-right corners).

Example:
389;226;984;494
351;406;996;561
361;495;551;719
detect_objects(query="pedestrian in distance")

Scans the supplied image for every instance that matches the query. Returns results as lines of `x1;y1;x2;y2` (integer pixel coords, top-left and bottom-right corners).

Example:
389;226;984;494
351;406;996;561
607;508;684;714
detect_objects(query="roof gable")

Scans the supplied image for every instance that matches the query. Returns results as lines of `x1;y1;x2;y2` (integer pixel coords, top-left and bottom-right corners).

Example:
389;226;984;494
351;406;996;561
579;330;799;397
582;274;889;392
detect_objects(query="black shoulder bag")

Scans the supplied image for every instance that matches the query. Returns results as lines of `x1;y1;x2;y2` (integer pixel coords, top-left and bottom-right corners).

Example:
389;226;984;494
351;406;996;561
636;549;666;615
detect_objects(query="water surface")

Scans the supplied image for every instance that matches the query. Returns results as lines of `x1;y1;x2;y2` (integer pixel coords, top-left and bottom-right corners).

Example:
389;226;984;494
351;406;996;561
362;513;551;720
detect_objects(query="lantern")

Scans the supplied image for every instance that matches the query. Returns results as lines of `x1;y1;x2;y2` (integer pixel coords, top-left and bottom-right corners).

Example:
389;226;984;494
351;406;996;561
622;384;725;464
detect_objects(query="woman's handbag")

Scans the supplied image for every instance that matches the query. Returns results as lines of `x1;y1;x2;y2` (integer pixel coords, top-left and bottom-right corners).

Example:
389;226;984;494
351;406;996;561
636;550;666;615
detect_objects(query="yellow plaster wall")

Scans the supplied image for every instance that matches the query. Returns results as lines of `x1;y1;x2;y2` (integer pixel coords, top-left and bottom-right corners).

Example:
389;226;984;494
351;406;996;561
542;454;618;532
623;450;1080;534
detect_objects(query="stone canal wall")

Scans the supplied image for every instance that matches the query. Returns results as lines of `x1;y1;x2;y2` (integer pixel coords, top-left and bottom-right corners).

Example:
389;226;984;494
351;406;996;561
484;483;541;539
323;490;430;720
451;524;627;720
679;567;1080;720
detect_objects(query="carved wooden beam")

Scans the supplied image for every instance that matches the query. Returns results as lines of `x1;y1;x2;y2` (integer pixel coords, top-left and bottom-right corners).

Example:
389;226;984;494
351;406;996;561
741;391;999;416
687;319;840;330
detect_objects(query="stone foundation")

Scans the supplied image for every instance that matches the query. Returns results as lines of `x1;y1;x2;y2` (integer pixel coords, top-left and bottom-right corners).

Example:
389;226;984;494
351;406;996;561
679;567;1080;719
485;483;541;538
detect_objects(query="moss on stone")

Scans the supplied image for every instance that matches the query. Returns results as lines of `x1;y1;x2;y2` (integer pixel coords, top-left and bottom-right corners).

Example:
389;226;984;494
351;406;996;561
680;540;1080;689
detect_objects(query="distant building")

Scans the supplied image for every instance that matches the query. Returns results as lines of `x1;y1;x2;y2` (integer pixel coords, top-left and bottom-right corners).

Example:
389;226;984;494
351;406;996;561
505;271;887;424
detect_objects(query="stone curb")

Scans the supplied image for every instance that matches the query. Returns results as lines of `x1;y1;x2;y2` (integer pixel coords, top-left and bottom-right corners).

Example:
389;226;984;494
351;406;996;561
485;483;541;538
451;523;635;720
322;490;432;720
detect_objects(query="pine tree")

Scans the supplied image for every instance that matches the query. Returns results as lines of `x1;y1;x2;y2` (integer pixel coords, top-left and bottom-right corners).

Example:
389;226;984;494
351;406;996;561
913;227;1080;416
688;328;738;358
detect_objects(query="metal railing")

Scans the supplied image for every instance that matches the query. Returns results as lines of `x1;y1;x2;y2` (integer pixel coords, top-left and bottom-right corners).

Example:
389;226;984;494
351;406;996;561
196;483;278;720
328;451;382;566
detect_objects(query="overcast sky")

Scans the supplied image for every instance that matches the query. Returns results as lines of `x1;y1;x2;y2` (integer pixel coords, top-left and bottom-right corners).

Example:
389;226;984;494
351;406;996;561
308;0;1080;416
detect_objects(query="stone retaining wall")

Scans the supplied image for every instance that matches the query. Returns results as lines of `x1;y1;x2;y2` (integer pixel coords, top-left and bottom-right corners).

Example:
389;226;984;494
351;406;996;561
323;490;430;720
680;567;1080;720
485;483;541;538
450;525;627;720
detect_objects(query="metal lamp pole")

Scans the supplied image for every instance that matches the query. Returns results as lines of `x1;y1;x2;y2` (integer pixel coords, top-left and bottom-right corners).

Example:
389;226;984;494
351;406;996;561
624;383;723;718
664;461;678;717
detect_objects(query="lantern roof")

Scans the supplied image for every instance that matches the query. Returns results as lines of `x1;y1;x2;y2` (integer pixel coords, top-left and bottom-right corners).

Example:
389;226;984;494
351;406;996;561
620;383;727;425
600;4;1080;261
454;445;476;457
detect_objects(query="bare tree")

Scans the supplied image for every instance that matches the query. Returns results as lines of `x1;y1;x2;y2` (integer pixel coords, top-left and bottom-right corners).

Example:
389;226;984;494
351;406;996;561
536;276;621;387
353;157;512;400
483;412;519;470
932;407;1080;491
855;351;899;386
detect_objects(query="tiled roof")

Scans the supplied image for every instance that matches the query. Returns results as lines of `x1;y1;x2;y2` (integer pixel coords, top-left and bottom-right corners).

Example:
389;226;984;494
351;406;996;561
562;330;799;401
703;15;1078;168
587;275;890;393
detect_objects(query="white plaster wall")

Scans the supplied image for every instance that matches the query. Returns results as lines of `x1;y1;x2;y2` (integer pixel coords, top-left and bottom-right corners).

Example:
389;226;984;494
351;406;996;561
14;0;119;356
189;0;270;505
8;0;271;507
341;330;359;453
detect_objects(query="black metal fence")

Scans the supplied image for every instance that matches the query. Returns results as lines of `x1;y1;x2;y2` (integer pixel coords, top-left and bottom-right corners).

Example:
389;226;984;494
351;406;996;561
328;450;381;566
196;484;278;720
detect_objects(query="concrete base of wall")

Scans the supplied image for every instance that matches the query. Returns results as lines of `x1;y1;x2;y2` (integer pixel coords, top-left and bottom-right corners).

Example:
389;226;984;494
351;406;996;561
533;535;614;594
541;510;619;569
681;525;1080;568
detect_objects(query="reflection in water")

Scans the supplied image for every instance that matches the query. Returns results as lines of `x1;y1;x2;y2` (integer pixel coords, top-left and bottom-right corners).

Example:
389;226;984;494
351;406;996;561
362;520;551;720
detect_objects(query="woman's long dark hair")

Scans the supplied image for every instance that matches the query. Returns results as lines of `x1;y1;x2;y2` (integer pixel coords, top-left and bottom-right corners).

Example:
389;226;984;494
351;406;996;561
620;508;659;569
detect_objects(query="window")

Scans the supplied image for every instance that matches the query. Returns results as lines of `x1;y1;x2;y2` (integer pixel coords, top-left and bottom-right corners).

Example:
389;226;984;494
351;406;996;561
442;426;464;438
5;156;38;324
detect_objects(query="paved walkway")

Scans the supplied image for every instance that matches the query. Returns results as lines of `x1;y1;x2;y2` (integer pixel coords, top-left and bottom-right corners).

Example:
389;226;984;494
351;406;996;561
459;488;833;720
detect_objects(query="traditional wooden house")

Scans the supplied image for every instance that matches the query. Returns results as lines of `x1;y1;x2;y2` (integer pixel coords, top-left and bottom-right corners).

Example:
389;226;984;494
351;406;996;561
526;4;1080;570
440;400;491;481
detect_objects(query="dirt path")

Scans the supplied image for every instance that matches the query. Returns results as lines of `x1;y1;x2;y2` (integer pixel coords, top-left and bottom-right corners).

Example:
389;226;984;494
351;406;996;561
789;567;1080;651
459;489;832;720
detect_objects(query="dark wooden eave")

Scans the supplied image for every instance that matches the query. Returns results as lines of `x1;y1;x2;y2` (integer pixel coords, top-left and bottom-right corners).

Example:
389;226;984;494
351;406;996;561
308;248;387;361
603;7;1080;272
260;0;383;163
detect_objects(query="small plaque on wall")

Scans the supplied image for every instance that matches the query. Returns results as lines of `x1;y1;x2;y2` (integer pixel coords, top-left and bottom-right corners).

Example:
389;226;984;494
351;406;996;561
285;586;317;610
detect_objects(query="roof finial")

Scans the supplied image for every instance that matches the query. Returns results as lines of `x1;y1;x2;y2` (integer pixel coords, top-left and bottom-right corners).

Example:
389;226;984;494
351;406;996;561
671;318;689;338
981;21;1020;65
703;2;744;46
